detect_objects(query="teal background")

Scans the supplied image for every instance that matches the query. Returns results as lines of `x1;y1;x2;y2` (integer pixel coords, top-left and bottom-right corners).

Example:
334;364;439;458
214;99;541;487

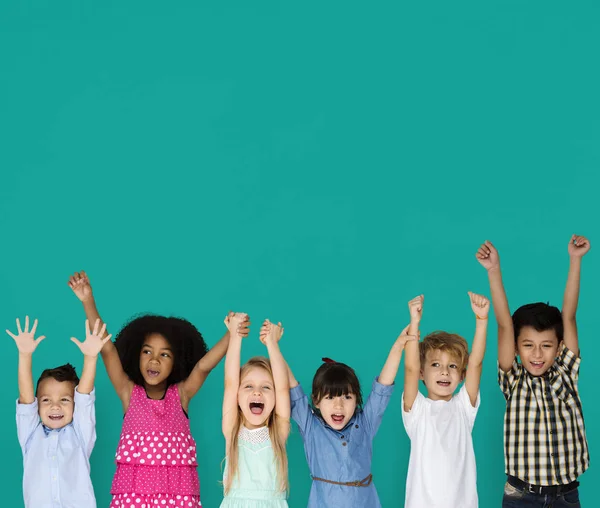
1;1;598;506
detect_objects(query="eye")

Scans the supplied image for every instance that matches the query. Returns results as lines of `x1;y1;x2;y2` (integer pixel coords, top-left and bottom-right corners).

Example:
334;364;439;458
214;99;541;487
325;395;333;400
61;398;71;403
432;362;439;367
244;384;252;389
161;353;171;358
345;394;353;400
450;364;457;369
543;344;552;349
142;349;151;355
262;385;271;390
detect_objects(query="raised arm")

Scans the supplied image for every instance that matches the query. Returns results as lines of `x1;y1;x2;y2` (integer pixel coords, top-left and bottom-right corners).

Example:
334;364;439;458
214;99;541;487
403;295;423;411
562;235;591;356
260;320;291;439
222;313;247;441
379;324;417;386
476;241;514;372
180;313;250;404
464;292;489;406
68;272;133;407
7;317;46;404
70;319;112;394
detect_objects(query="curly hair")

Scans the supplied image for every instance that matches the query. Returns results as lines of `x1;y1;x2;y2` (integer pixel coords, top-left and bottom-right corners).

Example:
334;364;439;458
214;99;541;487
114;314;209;386
36;363;79;393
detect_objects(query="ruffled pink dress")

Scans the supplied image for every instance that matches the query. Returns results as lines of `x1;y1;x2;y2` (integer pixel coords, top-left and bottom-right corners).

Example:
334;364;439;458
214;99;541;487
110;384;201;507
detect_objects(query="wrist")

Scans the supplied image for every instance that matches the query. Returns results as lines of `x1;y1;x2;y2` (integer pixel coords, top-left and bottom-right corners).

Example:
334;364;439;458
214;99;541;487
18;351;33;359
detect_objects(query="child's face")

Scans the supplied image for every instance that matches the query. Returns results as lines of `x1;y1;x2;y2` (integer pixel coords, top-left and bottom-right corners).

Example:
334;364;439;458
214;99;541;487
517;326;560;376
139;333;174;387
315;393;357;430
421;350;463;401
238;367;276;429
37;378;75;429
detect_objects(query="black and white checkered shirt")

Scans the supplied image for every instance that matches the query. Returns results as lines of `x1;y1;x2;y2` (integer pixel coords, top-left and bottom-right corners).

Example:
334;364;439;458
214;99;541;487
498;344;589;486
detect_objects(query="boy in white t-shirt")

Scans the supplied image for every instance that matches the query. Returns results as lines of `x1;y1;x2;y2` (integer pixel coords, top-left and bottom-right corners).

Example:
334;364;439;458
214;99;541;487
402;292;489;508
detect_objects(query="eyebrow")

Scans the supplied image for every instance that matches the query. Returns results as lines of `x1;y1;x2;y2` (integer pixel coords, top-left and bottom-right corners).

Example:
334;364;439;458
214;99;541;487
142;344;172;351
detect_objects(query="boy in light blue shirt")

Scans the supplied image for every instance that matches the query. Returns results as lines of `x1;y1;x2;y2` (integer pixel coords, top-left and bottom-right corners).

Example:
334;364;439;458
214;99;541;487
8;317;111;508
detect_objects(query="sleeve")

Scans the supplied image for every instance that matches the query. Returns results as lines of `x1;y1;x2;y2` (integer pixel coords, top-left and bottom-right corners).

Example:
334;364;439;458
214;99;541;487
73;387;96;458
401;390;425;440
556;343;581;383
16;398;40;453
362;377;394;438
290;384;314;436
457;384;479;431
498;359;521;399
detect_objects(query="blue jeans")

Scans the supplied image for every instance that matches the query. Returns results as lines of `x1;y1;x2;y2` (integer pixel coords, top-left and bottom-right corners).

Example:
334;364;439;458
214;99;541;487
502;481;581;507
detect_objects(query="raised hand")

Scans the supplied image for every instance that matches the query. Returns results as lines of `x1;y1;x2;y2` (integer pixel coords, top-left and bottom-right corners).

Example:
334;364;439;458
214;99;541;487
71;319;112;357
468;292;490;319
68;271;93;302
224;312;249;339
259;319;284;345
6;316;46;354
568;235;591;258
394;324;419;349
475;241;500;271
408;295;424;324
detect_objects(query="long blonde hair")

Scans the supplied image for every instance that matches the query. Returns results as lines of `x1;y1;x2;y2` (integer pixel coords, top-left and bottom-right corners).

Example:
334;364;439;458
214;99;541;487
224;356;289;494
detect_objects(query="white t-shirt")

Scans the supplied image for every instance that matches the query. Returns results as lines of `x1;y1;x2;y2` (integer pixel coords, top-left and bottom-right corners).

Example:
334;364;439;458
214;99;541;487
402;384;479;508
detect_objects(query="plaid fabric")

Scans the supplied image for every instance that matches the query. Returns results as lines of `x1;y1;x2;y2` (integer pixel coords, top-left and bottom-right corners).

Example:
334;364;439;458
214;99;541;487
498;344;589;486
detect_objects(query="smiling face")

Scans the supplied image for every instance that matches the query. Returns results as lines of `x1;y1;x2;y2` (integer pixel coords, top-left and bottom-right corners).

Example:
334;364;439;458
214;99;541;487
421;350;464;401
139;333;174;392
517;326;560;376
314;392;357;430
37;378;75;429
237;366;276;429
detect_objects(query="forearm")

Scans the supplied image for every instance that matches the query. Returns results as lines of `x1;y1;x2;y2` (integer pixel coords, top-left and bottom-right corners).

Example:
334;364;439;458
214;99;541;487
265;340;289;391
563;257;582;319
378;344;404;386
223;334;242;389
488;267;512;328
78;355;97;394
18;353;35;404
469;319;488;367
198;331;230;374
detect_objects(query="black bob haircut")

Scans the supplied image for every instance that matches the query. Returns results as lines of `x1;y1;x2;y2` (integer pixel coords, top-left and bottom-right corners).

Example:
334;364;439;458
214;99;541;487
512;302;563;344
311;360;363;409
36;363;79;394
115;314;209;386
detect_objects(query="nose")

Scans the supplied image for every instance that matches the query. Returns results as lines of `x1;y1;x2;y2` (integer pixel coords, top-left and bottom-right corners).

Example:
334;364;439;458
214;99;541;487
333;397;343;409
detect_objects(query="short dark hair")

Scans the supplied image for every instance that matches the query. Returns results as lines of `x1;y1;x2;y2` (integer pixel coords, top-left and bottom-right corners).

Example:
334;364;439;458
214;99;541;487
36;363;79;394
311;361;363;409
512;302;563;344
115;314;209;386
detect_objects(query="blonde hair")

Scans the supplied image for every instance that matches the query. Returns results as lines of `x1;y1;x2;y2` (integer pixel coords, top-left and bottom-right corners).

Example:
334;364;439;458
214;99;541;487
419;331;469;375
224;356;289;494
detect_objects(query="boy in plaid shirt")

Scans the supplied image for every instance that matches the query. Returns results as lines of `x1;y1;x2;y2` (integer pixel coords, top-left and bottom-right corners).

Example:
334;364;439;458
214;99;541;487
477;236;590;508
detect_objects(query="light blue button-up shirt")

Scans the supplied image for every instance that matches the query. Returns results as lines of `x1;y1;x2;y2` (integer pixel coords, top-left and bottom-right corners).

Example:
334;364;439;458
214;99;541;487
290;378;394;508
16;388;97;508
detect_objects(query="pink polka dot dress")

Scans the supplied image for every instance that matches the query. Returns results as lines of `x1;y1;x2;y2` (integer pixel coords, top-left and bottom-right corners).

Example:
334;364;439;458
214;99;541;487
110;384;201;508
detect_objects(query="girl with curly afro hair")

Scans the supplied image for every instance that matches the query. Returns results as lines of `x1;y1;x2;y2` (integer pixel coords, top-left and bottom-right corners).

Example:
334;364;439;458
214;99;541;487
67;271;250;508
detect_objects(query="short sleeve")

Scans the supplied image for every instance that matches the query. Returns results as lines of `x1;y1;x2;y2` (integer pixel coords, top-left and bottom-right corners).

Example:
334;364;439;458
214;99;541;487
556;344;580;382
73;387;96;458
290;384;314;436
402;390;425;439
16;398;40;452
498;360;521;398
362;377;394;438
456;384;479;430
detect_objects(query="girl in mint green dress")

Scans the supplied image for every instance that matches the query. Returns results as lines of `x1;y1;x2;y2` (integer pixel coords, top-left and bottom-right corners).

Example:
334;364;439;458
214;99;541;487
221;315;290;508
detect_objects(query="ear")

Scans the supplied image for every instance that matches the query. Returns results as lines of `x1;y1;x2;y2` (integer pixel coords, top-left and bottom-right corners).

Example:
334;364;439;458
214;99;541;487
419;370;424;381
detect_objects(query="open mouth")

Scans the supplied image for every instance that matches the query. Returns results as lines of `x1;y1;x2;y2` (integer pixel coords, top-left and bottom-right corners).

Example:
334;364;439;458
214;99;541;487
530;361;545;370
249;402;264;415
147;370;160;378
437;381;451;387
331;414;345;424
48;414;64;421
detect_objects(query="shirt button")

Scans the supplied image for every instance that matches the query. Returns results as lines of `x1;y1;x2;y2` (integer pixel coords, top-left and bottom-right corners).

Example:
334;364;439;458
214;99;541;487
340;435;344;439
355;425;359;429
342;442;347;446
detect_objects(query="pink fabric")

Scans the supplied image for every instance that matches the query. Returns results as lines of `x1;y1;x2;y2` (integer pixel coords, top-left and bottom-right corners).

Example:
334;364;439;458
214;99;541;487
111;384;200;504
